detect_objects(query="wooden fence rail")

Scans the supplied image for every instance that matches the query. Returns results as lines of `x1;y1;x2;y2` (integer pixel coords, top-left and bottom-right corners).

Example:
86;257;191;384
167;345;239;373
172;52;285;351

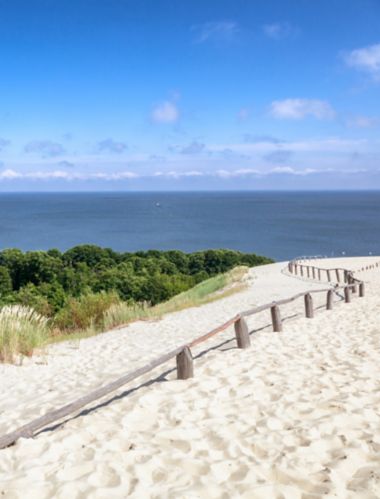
0;257;373;450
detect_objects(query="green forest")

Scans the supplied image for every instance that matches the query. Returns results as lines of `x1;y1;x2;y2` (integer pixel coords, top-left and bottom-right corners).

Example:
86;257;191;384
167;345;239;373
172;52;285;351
0;245;273;332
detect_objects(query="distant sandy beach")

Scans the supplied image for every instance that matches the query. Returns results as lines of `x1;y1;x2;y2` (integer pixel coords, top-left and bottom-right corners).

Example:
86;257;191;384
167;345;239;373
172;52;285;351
1;256;380;498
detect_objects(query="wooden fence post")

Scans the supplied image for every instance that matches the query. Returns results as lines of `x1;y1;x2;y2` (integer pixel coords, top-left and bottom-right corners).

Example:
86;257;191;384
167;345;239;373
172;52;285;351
234;317;251;349
304;293;314;318
326;290;334;310
349;274;356;293
176;347;194;380
335;269;340;282
318;268;321;280
312;267;316;279
359;282;365;297
344;286;351;303
270;305;282;332
307;266;310;278
294;264;298;275
326;270;331;282
344;270;348;283
300;266;304;277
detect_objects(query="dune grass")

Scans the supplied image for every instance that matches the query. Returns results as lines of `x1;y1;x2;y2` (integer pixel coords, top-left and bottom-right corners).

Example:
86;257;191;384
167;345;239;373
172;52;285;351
103;265;248;330
0;305;49;363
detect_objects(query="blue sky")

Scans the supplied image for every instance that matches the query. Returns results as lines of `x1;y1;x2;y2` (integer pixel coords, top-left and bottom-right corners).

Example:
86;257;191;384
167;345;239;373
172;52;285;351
1;0;380;190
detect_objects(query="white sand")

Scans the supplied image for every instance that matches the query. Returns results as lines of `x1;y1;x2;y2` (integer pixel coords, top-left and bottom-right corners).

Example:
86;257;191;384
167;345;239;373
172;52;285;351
1;257;380;498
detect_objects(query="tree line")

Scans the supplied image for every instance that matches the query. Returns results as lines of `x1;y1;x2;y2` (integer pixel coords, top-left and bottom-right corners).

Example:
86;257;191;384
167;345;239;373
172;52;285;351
0;245;273;322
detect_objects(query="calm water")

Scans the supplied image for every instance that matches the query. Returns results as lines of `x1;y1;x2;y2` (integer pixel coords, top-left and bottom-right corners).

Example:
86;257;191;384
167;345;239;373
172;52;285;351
0;191;379;261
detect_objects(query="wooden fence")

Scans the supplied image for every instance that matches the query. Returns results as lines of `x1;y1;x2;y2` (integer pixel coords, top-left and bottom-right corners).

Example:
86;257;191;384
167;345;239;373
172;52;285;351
288;257;380;286
0;258;373;450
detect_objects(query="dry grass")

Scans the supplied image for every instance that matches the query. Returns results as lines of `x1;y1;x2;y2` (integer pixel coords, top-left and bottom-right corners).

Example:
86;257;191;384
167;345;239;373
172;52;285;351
0;305;49;363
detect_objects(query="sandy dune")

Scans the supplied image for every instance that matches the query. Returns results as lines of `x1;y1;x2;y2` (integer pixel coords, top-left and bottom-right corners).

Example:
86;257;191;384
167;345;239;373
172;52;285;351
1;257;380;498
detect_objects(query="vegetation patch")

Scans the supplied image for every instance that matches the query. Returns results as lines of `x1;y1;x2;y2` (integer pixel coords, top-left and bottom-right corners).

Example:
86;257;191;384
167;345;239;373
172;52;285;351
0;305;49;362
103;265;248;331
0;245;272;360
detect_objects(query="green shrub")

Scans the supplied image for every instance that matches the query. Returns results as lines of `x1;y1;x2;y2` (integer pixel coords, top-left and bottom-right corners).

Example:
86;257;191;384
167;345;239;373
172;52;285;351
54;291;120;332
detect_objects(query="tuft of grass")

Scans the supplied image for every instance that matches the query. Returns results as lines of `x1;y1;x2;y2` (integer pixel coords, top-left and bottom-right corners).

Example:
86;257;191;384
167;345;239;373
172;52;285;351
103;266;248;331
0;305;49;363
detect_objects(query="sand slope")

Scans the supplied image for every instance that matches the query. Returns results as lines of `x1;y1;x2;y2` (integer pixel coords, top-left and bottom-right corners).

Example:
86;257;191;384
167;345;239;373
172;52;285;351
1;257;380;498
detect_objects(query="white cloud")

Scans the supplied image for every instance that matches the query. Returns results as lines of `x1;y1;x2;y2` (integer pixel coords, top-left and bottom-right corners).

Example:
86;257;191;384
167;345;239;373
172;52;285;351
151;101;179;124
180;141;205;154
214;169;260;178
264;149;293;164
24;140;66;157
154;170;203;178
263;22;295;40
344;43;380;80
270;166;316;176
346;115;379;128
0;169;21;179
0;170;139;181
192;21;238;44
270;98;335;120
243;134;280;144
0;165;376;182
97;138;128;153
208;137;370;159
214;167;316;178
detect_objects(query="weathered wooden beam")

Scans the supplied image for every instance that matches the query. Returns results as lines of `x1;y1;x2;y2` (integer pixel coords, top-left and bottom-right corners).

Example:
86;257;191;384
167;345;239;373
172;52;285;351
318;268;321;280
335;269;340;282
0;344;185;450
312;267;316;279
189;315;239;348
270;305;282;332
359;282;365;297
307;266;310;278
348;274;357;293
304;293;314;318
326;290;334;310
176;347;194;380
326;269;331;282
234;317;251;348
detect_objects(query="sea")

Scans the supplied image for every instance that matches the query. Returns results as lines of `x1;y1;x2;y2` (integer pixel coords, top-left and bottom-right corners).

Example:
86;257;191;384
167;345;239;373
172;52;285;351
0;191;379;261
